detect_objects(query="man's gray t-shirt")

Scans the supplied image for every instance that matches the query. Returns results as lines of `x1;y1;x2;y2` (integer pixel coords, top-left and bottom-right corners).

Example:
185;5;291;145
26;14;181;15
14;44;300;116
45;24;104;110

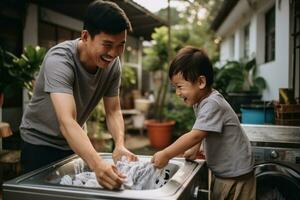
193;90;253;178
20;39;121;150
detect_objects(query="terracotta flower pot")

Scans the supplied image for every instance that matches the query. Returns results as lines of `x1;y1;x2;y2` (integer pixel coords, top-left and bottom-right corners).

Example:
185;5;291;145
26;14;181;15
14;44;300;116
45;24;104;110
144;120;175;149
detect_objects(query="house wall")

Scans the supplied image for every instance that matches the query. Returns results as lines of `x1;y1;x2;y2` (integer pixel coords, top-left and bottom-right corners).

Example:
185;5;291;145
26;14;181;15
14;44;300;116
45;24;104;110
257;0;290;101
220;37;233;63
216;0;291;101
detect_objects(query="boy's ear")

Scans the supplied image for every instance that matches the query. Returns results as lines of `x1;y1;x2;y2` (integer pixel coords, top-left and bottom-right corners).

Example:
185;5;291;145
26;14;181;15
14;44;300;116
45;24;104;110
81;30;89;42
198;76;206;89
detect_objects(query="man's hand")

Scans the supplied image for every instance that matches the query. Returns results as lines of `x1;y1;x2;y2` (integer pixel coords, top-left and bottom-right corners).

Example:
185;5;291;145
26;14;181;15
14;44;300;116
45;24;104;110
94;159;126;190
151;150;170;169
183;143;201;160
112;145;138;163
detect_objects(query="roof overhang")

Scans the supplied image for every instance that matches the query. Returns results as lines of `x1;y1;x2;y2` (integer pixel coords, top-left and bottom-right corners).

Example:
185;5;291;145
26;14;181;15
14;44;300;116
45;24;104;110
30;0;167;41
210;0;239;33
211;0;275;37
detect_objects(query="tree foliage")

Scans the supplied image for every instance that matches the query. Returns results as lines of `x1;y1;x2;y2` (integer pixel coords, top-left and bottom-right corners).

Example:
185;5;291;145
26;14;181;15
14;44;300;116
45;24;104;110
143;0;223;123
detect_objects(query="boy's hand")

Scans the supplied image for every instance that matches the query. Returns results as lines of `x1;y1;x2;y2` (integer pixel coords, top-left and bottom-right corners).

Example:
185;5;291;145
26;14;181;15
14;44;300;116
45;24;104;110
151;150;170;169
183;143;201;160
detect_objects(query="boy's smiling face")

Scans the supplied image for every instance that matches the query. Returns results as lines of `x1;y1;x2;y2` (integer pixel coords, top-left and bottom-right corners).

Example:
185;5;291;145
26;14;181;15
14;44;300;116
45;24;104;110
171;73;206;106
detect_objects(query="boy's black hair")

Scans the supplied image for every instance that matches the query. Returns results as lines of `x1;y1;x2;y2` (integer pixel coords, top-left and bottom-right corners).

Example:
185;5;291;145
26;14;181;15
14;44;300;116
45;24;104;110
169;46;214;87
83;0;132;38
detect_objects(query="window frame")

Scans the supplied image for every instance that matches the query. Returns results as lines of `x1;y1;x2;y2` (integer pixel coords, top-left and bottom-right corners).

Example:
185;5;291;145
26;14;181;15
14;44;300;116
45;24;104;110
265;6;276;62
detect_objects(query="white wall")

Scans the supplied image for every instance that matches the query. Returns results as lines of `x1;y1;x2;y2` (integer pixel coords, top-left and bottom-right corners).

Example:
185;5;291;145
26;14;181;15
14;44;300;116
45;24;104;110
216;0;291;101
219;37;232;64
234;29;243;60
258;0;290;101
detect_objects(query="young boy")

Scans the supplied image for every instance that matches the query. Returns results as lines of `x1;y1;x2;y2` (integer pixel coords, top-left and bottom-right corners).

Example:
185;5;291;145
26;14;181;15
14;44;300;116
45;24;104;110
151;46;256;199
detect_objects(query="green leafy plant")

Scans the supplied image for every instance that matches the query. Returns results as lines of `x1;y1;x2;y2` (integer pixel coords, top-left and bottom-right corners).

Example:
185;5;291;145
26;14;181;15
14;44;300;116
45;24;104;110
213;58;267;113
121;64;137;89
143;26;173;122
89;101;105;123
0;45;46;97
0;47;14;94
119;64;137;109
214;58;267;96
87;100;106;138
164;94;194;138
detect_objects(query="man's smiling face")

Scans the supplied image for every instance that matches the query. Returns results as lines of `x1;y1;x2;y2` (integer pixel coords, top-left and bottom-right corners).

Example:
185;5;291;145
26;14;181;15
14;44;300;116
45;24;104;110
84;31;127;69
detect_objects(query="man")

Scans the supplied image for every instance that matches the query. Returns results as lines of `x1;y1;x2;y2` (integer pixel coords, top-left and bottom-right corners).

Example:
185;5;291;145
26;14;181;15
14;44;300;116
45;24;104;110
20;0;137;190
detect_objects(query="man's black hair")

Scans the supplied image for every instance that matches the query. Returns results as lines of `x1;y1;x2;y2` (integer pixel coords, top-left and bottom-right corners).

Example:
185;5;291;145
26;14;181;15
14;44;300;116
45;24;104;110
83;0;132;38
169;46;214;87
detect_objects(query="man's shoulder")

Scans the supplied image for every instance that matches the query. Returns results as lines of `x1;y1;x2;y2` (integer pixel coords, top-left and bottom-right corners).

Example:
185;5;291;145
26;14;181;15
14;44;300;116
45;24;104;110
47;39;78;57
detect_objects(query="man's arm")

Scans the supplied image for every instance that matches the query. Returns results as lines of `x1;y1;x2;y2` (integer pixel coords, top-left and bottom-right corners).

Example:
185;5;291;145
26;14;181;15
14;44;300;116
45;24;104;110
103;96;125;147
103;96;137;162
152;129;207;168
50;93;124;189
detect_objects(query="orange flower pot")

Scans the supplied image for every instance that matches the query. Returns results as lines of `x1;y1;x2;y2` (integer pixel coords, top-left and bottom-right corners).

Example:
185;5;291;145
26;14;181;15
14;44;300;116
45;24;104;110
144;120;175;149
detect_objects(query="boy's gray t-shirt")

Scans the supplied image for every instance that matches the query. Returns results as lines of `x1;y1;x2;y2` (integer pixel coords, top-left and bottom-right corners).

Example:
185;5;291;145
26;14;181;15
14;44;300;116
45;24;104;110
193;90;253;178
20;39;121;150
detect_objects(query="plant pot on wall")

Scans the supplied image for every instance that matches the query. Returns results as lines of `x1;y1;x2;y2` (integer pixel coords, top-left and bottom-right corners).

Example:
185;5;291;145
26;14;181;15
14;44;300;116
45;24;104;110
228;92;262;114
240;103;274;124
144;120;175;149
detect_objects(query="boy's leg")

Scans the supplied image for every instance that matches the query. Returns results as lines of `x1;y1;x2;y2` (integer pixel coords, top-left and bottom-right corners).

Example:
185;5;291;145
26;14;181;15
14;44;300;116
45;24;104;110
233;173;256;200
210;172;256;200
210;176;235;200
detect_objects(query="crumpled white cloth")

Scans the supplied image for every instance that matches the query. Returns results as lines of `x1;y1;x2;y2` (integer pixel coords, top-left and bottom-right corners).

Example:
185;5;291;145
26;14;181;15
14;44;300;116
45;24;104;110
60;156;168;190
60;171;102;188
116;156;163;190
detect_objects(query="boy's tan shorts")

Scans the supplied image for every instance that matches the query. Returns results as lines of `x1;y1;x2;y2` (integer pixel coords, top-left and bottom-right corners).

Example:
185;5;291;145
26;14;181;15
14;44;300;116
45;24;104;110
210;171;256;200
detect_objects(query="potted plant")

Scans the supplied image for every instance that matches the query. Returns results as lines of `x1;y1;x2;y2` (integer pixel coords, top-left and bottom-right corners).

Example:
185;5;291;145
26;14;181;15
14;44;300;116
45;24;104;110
120;64;137;109
0;45;46;100
142;27;176;149
87;100;113;152
213;58;267;114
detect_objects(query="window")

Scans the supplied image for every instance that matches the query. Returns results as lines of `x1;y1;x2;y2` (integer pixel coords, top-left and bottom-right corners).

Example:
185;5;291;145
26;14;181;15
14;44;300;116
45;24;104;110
38;21;80;50
230;35;235;59
244;24;250;59
265;6;275;62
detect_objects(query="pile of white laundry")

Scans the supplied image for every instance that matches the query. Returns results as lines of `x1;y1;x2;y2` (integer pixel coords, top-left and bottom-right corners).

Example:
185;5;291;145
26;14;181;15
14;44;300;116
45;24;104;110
60;156;169;190
60;171;102;188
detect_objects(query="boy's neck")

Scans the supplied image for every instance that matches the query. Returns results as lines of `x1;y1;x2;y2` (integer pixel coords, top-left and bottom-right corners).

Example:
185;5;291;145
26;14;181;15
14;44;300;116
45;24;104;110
196;87;213;106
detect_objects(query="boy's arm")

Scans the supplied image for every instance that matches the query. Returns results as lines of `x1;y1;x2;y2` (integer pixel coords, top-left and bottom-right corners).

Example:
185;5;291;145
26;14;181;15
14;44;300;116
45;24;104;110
183;143;201;160
152;129;207;168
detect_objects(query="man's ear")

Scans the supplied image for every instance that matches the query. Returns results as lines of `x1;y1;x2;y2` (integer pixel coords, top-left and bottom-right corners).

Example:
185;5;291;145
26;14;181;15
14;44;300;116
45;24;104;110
198;76;207;89
81;30;89;42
